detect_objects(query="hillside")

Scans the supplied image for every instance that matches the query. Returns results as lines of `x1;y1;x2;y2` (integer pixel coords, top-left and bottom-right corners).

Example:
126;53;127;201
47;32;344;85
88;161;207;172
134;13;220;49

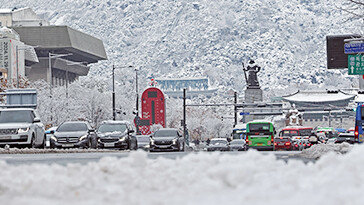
1;0;362;96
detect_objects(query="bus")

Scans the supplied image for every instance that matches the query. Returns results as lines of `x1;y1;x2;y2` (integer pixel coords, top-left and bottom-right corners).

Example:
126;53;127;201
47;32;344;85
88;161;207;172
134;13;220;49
354;103;364;143
246;121;276;151
232;124;246;140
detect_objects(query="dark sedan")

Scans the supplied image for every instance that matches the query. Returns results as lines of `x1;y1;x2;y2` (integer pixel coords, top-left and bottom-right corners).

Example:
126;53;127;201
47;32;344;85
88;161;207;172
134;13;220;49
229;139;248;151
96;121;137;150
335;133;355;144
149;128;185;152
207;138;230;151
50;121;96;149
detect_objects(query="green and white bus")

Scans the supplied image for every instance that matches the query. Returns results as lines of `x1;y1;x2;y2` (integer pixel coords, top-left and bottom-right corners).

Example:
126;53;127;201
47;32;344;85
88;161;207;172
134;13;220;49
246;121;276;151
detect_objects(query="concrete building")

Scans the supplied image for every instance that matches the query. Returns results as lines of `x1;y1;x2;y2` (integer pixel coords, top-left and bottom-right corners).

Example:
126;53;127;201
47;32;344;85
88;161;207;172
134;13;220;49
0;7;49;27
0;27;38;82
12;26;107;86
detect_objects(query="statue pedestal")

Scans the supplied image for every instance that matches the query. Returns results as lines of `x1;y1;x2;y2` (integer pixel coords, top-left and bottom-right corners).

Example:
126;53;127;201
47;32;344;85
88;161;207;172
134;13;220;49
244;88;263;103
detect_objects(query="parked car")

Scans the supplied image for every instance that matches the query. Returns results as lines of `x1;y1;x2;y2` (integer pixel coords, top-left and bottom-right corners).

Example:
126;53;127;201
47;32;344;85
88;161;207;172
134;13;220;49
335;132;355;144
229;139;248;151
206;138;230;151
45;126;57;148
149;128;185;152
274;137;292;151
50;121;96;149
96;121;137;150
0;108;45;148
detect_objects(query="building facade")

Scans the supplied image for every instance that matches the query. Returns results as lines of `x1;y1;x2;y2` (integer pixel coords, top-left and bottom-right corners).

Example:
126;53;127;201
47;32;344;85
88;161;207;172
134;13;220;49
0;7;49;27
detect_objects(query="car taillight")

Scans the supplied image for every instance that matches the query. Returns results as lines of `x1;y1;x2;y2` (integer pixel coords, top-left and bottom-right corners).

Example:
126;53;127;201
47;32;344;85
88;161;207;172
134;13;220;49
274;142;277;146
355;126;359;140
308;143;311;146
303;144;306;146
285;142;291;146
295;144;298;147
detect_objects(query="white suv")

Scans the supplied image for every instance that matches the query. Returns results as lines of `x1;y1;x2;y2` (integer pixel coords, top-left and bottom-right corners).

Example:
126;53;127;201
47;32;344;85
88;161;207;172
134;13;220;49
0;108;45;148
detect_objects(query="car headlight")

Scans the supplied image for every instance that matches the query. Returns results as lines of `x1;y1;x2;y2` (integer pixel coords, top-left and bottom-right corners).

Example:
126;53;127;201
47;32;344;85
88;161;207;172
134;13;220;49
79;135;88;141
18;127;29;134
119;137;126;142
172;138;178;145
50;136;57;142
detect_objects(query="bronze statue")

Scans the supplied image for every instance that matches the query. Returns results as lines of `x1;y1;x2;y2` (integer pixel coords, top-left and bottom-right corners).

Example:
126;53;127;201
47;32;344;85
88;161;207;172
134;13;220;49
243;60;261;88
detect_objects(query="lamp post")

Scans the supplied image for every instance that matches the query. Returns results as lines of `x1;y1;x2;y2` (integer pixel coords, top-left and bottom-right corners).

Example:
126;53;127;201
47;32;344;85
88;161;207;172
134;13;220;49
48;53;72;123
15;45;37;88
112;65;133;120
135;67;139;116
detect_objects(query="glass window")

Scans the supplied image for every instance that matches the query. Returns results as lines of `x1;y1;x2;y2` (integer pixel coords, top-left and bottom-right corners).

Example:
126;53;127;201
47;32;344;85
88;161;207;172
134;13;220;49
98;124;127;133
248;123;271;132
57;122;88;132
0;110;34;123
154;130;178;137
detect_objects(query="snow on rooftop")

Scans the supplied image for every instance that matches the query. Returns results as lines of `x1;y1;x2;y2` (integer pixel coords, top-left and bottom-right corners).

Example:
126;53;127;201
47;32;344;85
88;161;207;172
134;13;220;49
283;90;355;103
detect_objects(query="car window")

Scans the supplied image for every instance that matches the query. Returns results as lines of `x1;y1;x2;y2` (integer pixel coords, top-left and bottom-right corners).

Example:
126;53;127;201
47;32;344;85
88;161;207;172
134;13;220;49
98;124;127;133
0;110;34;123
211;140;227;145
154;130;178;137
57;122;88;132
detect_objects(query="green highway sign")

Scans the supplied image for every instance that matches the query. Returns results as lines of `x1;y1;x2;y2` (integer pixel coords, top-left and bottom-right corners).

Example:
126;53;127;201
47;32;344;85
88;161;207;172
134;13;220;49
348;54;364;75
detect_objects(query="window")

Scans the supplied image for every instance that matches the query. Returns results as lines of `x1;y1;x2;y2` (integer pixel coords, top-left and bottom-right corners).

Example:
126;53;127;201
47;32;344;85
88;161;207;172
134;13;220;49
0;22;2;26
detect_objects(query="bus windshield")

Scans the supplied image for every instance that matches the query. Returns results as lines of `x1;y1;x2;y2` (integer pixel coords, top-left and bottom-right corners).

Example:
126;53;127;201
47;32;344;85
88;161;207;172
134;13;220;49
249;123;271;132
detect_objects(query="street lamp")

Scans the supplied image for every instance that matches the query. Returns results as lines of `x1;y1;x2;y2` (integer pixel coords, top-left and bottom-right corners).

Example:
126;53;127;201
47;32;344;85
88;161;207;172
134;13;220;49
66;61;86;98
15;45;37;88
112;65;133;120
48;52;72;123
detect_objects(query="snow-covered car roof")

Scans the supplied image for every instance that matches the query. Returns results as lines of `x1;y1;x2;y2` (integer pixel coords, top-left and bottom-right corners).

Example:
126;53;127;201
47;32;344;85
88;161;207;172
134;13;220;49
100;120;131;125
211;138;227;141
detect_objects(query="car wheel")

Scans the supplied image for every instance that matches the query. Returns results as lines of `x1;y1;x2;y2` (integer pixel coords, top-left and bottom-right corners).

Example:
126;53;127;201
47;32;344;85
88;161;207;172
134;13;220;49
38;135;46;149
28;134;36;149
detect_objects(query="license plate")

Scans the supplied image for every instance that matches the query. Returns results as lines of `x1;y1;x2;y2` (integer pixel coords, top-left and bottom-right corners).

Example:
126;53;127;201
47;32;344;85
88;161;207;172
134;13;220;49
257;143;263;146
278;143;285;145
62;144;74;148
0;136;11;140
104;143;115;147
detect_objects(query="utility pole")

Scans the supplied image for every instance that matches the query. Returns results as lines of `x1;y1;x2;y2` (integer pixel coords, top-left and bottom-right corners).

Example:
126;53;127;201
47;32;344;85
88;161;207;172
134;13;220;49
135;68;139;116
112;64;116;120
183;88;187;144
48;52;72;123
234;92;237;127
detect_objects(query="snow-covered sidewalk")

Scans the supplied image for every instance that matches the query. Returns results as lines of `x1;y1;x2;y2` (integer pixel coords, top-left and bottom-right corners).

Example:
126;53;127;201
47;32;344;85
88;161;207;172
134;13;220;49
0;145;364;205
0;147;121;154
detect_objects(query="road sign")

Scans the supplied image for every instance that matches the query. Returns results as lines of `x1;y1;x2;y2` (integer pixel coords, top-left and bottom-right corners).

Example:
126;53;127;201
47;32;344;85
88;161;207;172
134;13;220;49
240;112;250;116
345;42;364;54
348;54;364;75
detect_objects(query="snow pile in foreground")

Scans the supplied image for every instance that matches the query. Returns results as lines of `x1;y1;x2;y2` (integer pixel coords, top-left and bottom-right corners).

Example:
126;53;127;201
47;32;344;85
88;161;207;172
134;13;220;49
300;142;353;159
0;148;120;154
1;147;364;205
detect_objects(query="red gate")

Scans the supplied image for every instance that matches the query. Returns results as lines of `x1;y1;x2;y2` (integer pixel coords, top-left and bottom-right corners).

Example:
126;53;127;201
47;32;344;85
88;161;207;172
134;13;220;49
136;87;166;135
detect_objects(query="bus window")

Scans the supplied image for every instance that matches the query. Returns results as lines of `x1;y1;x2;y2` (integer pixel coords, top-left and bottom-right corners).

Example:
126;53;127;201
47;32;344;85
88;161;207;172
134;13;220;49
361;108;364;120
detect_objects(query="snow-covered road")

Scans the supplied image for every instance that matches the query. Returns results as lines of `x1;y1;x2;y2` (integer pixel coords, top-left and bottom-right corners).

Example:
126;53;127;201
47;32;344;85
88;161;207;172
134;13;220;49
0;150;304;165
0;144;363;205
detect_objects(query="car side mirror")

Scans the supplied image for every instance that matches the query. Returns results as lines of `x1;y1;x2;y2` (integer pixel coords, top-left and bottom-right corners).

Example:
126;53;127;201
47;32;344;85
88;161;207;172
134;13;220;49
33;118;41;123
128;130;135;134
50;130;55;134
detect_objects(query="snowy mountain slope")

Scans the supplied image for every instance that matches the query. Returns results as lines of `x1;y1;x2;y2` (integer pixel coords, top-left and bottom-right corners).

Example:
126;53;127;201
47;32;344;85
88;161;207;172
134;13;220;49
0;0;362;94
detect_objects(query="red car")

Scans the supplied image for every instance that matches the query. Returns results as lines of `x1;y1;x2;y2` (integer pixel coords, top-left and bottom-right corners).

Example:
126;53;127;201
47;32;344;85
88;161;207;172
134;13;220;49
274;137;292;151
